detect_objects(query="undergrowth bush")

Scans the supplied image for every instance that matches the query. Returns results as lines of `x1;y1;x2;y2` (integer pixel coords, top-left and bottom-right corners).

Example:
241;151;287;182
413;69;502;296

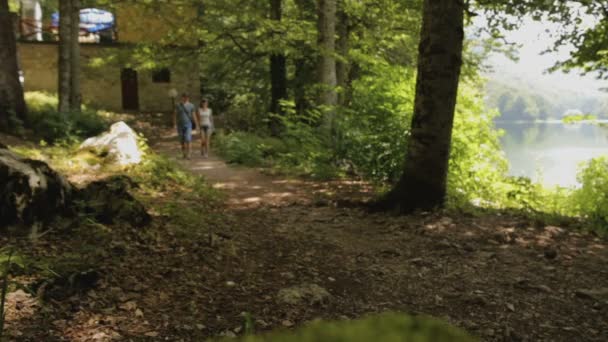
216;106;341;179
25;92;108;143
213;61;608;232
215;132;284;166
572;157;608;227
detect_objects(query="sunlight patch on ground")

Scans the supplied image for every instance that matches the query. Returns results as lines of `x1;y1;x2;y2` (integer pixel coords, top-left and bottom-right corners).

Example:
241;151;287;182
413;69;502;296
212;182;238;189
3;290;39;339
191;164;224;171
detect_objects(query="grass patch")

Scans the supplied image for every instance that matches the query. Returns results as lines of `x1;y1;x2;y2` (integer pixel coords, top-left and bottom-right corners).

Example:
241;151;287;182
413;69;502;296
215;130;343;180
25;92;109;143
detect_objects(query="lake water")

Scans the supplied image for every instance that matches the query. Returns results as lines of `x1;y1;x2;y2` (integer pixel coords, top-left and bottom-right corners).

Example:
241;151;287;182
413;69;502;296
496;121;608;187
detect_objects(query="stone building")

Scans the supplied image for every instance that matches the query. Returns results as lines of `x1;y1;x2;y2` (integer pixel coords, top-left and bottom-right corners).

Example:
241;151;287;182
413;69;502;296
16;2;200;112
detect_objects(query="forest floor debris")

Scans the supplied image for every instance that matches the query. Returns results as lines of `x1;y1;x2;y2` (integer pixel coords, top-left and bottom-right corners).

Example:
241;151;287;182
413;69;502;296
0;127;607;341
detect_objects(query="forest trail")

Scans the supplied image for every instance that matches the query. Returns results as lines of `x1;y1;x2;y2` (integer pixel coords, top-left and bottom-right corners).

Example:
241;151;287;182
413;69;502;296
151;129;371;209
146;129;608;342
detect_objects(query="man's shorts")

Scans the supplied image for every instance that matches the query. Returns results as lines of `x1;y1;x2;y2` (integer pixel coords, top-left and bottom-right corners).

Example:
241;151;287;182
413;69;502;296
177;124;192;143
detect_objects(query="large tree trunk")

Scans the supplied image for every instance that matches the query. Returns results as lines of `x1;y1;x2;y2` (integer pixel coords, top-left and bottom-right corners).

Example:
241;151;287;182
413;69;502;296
379;0;465;213
69;0;81;112
317;0;337;132
58;0;72;113
0;0;27;130
269;0;288;136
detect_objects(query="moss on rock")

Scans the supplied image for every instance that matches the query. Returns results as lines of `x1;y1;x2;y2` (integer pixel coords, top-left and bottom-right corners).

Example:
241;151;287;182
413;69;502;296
222;312;476;342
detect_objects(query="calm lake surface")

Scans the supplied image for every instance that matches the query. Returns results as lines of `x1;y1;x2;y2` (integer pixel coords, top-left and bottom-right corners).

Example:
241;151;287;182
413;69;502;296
496;121;608;187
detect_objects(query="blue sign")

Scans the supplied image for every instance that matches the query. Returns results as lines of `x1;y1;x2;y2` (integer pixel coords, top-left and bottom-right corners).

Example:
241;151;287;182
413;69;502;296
52;8;114;33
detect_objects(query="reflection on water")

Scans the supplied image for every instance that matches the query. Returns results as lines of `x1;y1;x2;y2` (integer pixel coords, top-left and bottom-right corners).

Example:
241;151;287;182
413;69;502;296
496;121;608;187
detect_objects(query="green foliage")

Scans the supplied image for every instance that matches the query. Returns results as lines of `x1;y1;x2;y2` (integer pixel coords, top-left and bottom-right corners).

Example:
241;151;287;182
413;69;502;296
127;152;222;237
215;132;282;167
572;157;608;226
216;106;341;179
562;113;597;124
447;82;509;208
10;141;109;175
25;92;108;143
218;313;476;342
336;64;415;182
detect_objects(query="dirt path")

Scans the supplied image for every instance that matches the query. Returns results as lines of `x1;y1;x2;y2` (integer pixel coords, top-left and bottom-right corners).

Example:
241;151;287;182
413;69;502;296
151;130;371;208
150;130;608;342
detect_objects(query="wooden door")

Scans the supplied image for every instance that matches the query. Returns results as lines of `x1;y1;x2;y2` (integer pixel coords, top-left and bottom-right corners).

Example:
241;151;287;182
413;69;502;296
121;68;139;110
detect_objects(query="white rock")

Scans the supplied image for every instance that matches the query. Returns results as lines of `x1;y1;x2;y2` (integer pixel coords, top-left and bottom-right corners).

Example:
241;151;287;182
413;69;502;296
80;122;143;166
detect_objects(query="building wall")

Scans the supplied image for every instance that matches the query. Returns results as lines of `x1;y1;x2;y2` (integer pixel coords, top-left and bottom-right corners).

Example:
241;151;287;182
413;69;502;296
115;3;197;45
17;41;200;112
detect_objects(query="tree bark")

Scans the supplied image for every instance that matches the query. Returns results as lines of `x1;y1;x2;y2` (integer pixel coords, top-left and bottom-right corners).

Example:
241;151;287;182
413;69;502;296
69;0;81;112
0;0;27;130
293;0;316;118
379;0;465;213
269;0;288;136
58;0;72;113
335;0;350;106
317;0;337;131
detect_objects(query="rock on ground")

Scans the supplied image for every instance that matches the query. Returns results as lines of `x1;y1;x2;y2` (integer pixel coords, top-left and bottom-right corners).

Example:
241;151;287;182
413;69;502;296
80;122;143;166
277;283;331;306
76;175;150;227
0;147;73;235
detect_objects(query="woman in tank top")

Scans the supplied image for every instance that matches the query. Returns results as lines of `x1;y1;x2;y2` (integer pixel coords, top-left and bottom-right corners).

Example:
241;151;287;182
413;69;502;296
198;99;214;157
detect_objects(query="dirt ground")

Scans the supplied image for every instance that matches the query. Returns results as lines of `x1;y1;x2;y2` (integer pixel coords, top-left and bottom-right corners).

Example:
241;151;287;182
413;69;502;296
2;127;607;341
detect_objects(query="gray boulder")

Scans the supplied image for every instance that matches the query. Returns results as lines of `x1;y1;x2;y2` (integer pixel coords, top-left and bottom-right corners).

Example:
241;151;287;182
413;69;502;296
75;175;150;227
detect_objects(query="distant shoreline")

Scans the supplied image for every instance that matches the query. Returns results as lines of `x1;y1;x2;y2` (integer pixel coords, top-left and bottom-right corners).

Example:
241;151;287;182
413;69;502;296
494;119;608;124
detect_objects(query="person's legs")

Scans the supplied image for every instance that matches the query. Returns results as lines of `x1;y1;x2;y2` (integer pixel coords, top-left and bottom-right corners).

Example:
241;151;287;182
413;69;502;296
178;126;187;158
178;124;193;159
184;124;193;159
205;131;211;156
201;126;209;157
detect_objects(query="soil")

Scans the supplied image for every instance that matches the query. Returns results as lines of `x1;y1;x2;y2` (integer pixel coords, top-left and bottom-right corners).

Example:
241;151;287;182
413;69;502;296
1;128;607;341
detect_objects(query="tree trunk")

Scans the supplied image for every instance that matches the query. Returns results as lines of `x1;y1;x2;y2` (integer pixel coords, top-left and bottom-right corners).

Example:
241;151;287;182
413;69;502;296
269;0;288;136
293;0;316;119
0;0;27;130
379;0;465;213
69;0;80;112
317;0;337;131
335;0;350;106
58;0;72;113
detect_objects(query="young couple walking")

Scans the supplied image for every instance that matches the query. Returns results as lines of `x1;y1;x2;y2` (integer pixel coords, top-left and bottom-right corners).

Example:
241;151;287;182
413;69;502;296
174;93;214;159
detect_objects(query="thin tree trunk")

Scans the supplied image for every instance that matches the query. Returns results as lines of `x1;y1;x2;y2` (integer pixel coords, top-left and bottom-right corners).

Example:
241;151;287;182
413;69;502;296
69;0;80;112
294;57;315;119
317;0;337;132
0;0;27;130
293;0;316;119
269;0;288;136
335;0;350;106
58;0;72;113
379;0;465;213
